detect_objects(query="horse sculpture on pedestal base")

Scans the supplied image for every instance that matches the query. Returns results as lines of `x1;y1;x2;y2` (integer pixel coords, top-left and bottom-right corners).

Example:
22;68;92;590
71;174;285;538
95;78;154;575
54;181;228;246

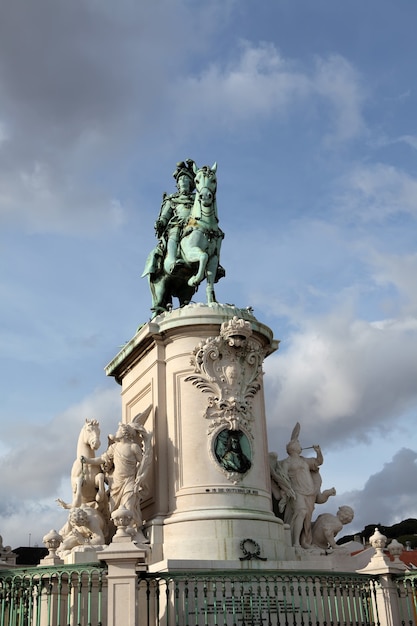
57;419;108;523
143;162;224;318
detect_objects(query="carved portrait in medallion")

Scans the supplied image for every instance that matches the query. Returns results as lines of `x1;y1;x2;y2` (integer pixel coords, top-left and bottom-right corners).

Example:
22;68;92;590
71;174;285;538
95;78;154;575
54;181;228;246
214;429;252;474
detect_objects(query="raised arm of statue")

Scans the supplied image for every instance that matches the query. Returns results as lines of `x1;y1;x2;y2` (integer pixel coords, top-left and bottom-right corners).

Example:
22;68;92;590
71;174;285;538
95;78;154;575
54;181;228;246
312;444;323;466
81;454;103;466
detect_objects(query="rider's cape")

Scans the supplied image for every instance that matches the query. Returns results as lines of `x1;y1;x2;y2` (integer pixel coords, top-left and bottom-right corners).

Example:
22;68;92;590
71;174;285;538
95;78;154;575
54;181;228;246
141;245;164;277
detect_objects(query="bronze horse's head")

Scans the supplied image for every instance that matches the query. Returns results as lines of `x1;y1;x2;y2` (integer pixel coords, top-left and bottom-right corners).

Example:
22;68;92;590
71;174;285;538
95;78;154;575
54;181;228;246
193;163;217;207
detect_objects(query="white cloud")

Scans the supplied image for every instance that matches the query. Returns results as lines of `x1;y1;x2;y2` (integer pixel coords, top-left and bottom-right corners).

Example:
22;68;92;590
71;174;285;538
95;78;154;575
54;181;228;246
0;387;121;547
0;1;223;234
314;54;365;143
181;41;310;124
338;163;417;222
0;10;369;235
177;43;365;143
337;449;417;531
0;160;127;234
369;251;417;315
398;135;417;150
1;388;120;497
0;498;68;549
372;133;417;151
265;310;417;448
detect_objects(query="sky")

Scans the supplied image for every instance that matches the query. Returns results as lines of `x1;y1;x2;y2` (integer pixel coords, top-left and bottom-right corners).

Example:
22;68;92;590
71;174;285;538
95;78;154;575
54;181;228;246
0;0;416;549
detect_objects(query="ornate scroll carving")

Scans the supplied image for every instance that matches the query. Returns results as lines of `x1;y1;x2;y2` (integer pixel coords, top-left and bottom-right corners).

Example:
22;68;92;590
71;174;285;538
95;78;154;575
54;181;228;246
185;317;266;434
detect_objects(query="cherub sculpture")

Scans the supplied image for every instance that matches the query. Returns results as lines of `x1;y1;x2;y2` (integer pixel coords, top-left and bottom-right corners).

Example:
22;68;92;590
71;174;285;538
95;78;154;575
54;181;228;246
312;506;354;551
57;506;106;558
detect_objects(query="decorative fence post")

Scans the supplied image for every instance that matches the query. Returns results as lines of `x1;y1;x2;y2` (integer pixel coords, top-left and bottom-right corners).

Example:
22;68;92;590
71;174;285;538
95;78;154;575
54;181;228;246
99;545;148;626
358;528;407;626
98;511;149;626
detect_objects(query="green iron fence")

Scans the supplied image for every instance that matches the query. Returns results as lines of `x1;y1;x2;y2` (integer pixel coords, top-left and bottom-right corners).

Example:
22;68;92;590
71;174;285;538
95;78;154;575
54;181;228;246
1;564;417;626
137;570;381;626
394;570;417;625
0;563;106;626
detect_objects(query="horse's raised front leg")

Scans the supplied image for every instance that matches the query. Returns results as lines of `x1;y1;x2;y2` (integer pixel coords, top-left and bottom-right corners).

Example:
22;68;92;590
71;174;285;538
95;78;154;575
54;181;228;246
186;247;208;287
181;230;209;288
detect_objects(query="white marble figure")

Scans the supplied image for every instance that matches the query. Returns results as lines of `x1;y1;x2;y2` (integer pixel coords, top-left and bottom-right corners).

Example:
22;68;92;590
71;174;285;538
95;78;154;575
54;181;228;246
0;536;12;556
82;407;152;544
57;506;106;558
0;535;16;567
311;505;355;551
57;419;106;512
269;452;296;515
273;423;336;549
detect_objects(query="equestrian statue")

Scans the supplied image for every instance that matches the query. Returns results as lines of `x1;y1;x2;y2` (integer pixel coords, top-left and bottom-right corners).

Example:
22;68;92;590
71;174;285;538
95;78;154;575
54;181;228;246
142;159;225;318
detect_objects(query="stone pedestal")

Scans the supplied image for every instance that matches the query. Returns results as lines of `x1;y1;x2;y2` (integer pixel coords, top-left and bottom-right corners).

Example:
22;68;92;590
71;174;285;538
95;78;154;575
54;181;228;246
98;543;148;626
106;303;293;564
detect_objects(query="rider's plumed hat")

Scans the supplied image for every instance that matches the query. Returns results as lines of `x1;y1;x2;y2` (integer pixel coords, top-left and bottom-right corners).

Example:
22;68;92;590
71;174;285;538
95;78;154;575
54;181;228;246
173;159;196;189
